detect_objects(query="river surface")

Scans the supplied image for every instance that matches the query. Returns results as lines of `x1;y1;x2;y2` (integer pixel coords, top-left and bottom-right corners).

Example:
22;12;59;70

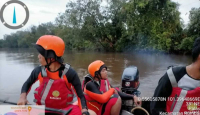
0;48;192;104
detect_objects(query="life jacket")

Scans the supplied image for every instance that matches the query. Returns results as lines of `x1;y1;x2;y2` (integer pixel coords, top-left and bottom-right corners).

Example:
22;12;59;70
82;75;111;114
34;64;74;109
166;68;200;114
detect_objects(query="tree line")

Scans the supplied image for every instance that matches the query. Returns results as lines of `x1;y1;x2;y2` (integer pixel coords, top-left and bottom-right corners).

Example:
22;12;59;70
0;0;199;54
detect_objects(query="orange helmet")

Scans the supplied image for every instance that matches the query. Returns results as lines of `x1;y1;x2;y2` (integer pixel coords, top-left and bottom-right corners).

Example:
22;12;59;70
33;35;65;63
88;60;107;77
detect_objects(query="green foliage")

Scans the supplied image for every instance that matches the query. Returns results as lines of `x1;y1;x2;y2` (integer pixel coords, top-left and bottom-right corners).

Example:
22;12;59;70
179;37;194;52
0;0;199;54
187;8;200;38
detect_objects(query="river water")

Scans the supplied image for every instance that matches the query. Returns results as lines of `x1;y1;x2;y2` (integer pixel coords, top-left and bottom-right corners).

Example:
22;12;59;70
0;48;192;104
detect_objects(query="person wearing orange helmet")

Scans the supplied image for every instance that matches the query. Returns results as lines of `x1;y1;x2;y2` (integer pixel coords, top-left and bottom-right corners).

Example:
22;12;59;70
17;35;89;115
82;60;142;115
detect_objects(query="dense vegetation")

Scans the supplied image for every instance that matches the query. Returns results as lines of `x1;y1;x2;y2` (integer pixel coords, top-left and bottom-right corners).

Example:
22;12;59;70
0;0;199;54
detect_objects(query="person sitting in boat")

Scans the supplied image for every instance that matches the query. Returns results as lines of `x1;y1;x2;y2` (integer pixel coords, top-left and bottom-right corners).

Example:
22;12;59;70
150;37;200;115
82;60;142;115
17;35;89;115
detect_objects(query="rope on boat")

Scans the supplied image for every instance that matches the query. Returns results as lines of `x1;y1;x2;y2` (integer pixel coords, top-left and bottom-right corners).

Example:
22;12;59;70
131;106;150;115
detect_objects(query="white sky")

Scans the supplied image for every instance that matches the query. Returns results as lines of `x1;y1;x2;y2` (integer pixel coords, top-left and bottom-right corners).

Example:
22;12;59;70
0;0;199;39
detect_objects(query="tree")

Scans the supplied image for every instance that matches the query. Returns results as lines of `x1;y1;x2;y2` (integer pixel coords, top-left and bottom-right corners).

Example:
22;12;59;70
56;0;128;51
187;8;200;38
179;7;200;54
0;0;197;54
0;39;3;48
124;0;183;52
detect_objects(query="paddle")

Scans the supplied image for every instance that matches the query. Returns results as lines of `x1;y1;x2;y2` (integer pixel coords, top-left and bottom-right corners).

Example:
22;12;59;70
0;99;72;115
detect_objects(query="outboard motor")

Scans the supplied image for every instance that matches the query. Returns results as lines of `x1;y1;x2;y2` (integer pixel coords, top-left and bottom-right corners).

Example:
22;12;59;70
121;66;141;112
121;66;141;96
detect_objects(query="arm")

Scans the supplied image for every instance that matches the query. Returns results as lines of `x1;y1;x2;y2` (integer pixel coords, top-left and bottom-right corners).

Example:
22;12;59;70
85;81;115;103
110;85;142;106
18;66;40;105
150;72;172;115
66;68;87;110
21;66;41;94
110;85;133;100
117;91;133;100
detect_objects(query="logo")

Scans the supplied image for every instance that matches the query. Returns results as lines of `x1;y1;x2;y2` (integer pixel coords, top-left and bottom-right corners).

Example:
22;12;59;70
125;82;130;87
0;0;29;29
27;106;32;114
187;102;198;111
52;90;60;97
27;106;32;112
50;97;61;100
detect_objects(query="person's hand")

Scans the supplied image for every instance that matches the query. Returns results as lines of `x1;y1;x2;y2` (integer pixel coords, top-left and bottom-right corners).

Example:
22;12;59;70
81;109;90;115
114;89;118;94
17;93;29;105
17;97;29;105
133;95;142;106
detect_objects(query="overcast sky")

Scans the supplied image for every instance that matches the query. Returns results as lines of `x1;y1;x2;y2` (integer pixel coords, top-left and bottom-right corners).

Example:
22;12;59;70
0;0;199;39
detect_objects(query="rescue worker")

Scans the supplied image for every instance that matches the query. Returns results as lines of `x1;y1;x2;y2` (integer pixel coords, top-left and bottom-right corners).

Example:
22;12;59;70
151;37;200;115
83;60;142;115
17;35;89;115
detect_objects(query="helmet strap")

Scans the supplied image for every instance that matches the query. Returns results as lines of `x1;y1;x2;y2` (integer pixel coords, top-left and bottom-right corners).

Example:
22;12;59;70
45;58;56;71
44;50;57;71
94;72;102;81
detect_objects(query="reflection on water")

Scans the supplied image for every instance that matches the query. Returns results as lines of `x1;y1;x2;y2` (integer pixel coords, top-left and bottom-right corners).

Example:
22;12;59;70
0;48;192;104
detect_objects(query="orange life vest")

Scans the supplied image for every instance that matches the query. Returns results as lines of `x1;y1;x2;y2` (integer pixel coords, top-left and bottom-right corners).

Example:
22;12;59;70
34;64;75;109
